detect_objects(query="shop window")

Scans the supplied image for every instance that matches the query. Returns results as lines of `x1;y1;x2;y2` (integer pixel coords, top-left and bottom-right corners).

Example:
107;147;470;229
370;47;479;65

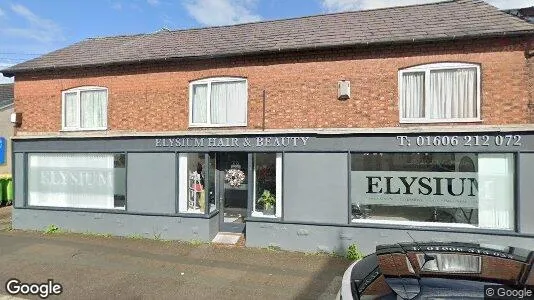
62;86;108;130
252;153;282;218
27;153;126;209
189;77;247;127
399;63;480;123
350;152;514;230
178;153;214;214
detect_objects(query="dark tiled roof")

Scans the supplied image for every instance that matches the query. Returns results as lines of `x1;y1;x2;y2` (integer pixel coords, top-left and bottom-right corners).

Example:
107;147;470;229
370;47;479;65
2;0;534;75
0;84;14;107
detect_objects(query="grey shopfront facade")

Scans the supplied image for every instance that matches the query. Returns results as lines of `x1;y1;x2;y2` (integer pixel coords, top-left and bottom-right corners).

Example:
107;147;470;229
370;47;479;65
10;131;534;254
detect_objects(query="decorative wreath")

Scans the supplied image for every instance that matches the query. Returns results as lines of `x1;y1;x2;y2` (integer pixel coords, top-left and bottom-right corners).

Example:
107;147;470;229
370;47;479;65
225;168;245;187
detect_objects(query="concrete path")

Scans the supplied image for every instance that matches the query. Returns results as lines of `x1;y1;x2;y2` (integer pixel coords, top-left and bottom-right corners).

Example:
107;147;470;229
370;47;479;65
0;229;350;299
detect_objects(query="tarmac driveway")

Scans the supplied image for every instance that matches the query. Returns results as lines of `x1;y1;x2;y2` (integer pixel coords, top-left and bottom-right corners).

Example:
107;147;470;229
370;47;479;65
0;227;350;299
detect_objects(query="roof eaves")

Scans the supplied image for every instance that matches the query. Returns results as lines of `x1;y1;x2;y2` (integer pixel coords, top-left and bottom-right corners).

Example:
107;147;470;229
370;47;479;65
3;28;534;76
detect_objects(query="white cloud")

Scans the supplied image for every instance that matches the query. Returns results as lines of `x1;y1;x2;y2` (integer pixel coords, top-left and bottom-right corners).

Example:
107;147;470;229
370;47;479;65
0;4;64;43
184;0;262;26
0;7;5;17
147;0;160;6
321;0;534;12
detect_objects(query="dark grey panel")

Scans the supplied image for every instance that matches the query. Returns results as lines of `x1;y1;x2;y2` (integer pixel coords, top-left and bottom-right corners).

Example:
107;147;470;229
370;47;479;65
127;153;176;214
12;208;213;241
246;222;534;255
283;153;348;224
519;153;534;234
209;214;220;240
14;153;24;208
13;132;534;153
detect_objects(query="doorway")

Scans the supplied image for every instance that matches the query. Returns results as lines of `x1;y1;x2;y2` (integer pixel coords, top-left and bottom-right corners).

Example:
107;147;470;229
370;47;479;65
218;152;248;233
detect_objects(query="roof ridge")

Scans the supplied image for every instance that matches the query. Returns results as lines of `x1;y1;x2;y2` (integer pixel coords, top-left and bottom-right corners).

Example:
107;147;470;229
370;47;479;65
86;0;457;40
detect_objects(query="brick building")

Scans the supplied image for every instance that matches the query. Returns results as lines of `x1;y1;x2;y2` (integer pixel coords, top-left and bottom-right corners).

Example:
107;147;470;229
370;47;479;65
2;0;534;253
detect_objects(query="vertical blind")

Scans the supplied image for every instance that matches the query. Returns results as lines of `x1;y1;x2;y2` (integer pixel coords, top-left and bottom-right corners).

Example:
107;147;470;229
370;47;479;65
63;88;107;129
401;67;477;120
191;79;247;125
80;90;107;128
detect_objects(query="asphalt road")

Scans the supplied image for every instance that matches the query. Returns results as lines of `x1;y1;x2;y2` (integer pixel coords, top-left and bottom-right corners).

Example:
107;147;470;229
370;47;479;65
0;229;350;299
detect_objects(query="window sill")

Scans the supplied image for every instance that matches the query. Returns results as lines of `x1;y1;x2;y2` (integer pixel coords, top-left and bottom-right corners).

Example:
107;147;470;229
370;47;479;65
60;127;108;132
251;211;278;218
188;123;247;128
351;218;513;231
400;118;482;124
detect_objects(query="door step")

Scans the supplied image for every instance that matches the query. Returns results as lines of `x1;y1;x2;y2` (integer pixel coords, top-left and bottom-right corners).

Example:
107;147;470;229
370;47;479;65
212;232;243;245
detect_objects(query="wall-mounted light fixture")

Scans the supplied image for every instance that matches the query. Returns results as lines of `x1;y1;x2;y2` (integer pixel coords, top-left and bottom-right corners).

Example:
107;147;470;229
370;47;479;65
338;80;350;100
10;112;21;126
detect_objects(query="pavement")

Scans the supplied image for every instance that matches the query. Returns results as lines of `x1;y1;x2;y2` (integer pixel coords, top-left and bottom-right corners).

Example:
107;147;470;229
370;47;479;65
0;206;351;299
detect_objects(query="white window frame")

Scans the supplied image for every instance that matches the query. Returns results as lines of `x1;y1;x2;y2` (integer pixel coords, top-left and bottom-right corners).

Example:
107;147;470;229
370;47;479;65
398;62;481;124
251;153;282;218
188;77;248;127
61;86;108;131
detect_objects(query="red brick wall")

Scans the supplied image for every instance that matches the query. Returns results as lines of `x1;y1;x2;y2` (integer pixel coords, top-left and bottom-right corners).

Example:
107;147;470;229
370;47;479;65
13;37;533;134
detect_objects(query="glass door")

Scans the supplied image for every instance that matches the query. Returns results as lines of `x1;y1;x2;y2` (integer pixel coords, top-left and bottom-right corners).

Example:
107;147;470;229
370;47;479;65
218;152;248;233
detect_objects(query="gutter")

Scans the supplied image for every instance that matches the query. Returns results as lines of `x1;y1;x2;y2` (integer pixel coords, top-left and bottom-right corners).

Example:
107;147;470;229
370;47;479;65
2;30;534;77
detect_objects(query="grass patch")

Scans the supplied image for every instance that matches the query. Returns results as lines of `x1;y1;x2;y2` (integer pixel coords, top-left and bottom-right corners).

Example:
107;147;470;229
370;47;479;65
189;239;206;246
44;224;60;234
81;231;112;238
128;234;145;240
346;243;364;261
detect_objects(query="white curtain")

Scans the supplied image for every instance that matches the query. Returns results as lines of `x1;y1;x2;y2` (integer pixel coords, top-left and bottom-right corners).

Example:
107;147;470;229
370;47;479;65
429;68;477;119
28;153;116;209
80;90;107;128
477;154;514;229
64;92;78;128
401;72;424;118
211;81;246;125
192;84;207;123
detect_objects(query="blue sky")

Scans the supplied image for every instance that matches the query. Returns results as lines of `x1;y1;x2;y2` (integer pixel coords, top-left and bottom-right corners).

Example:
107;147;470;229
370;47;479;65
1;0;533;83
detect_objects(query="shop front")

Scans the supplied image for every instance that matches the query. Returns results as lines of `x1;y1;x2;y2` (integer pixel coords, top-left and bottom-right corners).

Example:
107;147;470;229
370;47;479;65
10;131;534;253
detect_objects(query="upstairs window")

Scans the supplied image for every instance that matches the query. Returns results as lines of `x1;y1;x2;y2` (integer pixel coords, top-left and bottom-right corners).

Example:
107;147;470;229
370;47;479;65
189;77;247;127
62;86;108;130
399;63;480;123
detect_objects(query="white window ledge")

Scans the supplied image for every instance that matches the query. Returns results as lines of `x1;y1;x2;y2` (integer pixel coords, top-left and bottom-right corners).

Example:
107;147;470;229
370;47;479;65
400;118;482;124
351;218;513;230
251;211;278;218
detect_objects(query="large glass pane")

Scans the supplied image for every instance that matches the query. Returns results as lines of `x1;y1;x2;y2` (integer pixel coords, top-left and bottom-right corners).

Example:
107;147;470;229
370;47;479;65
178;153;206;214
401;72;425;119
191;84;207;123
210;80;246;125
350;152;514;229
221;152;248;223
253;153;277;216
64;92;78;128
80;90;107;128
429;68;477;119
208;153;217;213
27;153;126;209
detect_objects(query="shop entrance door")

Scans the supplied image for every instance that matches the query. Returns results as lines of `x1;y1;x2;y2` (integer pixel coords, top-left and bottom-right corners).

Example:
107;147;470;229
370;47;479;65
218;152;248;233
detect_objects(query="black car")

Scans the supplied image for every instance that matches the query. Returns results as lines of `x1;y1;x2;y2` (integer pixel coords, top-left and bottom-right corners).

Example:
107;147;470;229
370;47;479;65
337;242;534;299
